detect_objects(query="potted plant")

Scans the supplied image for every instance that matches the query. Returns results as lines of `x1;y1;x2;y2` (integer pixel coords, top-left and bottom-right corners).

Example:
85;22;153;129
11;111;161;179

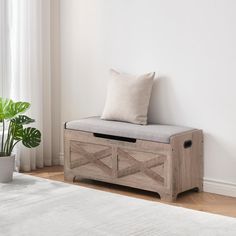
0;98;41;183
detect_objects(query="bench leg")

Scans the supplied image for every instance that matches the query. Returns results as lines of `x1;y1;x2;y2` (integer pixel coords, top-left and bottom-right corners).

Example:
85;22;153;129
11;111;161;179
64;171;75;182
159;193;177;202
196;183;203;192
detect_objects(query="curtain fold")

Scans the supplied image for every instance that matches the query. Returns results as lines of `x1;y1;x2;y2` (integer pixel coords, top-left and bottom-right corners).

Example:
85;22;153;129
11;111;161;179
7;0;52;171
0;0;11;97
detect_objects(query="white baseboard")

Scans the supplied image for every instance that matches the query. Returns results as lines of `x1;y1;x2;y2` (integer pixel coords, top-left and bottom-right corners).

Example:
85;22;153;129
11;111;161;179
203;178;236;198
58;152;236;198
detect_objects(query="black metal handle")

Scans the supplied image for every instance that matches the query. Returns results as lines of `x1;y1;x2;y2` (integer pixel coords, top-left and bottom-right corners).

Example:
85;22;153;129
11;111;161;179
93;133;136;143
184;140;192;149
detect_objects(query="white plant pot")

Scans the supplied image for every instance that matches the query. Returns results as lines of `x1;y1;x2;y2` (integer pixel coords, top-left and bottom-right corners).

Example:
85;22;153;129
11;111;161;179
0;155;15;183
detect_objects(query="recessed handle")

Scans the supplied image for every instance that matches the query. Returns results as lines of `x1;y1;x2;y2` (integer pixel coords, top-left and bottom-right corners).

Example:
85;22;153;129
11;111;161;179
93;133;136;143
184;140;192;149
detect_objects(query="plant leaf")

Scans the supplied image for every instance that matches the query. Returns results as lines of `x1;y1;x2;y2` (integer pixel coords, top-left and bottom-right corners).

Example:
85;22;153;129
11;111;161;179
10;102;30;117
11;115;35;125
12;123;24;141
0;99;30;121
0;98;14;121
22;127;41;148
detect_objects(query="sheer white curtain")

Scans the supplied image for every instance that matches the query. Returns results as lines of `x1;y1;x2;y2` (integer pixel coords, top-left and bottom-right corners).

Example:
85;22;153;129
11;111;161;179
7;0;52;171
0;0;10;97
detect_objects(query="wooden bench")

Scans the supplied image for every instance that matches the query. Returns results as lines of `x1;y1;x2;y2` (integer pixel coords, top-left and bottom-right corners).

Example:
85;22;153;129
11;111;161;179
64;117;203;201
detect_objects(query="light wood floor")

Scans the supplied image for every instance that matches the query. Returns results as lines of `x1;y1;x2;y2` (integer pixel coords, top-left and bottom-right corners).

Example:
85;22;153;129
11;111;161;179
25;166;236;218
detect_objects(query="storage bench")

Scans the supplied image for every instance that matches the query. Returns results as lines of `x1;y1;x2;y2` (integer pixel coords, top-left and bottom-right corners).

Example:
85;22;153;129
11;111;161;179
64;116;203;201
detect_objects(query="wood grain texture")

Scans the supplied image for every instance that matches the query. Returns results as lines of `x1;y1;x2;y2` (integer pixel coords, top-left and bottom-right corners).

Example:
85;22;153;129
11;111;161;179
64;129;203;201
170;130;203;197
25;166;236;218
117;148;165;184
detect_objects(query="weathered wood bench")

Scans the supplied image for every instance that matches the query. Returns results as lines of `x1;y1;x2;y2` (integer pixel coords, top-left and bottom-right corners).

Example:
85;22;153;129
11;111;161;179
64;116;203;201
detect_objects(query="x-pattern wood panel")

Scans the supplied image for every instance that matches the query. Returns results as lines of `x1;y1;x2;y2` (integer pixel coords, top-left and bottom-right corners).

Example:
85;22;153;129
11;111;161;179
117;148;165;184
65;128;203;202
70;142;112;176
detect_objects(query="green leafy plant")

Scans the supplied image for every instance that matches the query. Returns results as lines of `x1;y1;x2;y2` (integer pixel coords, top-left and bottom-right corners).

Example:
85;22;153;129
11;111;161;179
0;98;41;157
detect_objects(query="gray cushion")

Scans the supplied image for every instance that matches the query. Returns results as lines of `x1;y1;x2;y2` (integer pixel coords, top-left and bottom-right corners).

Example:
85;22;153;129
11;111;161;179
65;116;195;144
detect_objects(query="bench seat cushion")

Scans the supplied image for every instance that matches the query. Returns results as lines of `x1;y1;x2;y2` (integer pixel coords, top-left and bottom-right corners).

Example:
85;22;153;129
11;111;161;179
65;116;195;144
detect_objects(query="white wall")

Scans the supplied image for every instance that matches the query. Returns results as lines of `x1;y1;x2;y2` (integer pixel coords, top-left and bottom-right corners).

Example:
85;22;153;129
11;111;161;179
60;0;236;195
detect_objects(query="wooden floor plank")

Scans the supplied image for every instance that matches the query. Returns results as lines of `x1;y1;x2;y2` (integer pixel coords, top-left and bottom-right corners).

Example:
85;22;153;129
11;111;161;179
24;166;236;218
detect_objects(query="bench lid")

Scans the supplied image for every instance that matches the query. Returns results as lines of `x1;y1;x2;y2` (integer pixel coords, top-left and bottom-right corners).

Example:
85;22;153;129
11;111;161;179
65;116;195;144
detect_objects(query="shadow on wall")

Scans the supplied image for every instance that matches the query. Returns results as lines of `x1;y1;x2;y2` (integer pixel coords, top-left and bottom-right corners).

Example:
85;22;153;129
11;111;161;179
148;75;184;125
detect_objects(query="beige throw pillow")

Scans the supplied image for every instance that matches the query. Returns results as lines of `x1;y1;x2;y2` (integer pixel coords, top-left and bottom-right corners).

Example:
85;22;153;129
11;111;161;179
101;69;155;125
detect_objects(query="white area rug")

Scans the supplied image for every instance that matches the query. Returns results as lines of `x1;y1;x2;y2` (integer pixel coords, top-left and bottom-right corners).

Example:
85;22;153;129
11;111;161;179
1;174;236;236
